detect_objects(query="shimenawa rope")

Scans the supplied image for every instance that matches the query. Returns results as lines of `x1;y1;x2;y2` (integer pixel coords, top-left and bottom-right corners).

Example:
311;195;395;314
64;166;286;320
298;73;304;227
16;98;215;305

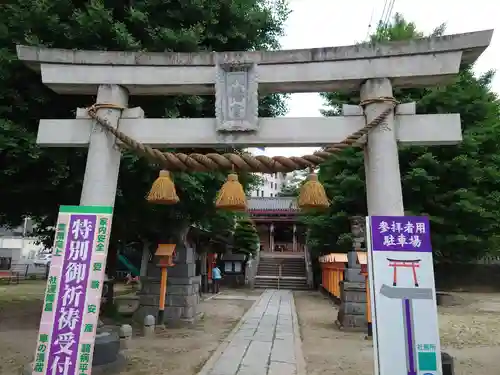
86;97;397;173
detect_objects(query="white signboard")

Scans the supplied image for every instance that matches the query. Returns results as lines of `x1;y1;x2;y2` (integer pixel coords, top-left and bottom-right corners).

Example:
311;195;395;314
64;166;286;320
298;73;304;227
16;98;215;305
366;215;442;375
234;262;242;273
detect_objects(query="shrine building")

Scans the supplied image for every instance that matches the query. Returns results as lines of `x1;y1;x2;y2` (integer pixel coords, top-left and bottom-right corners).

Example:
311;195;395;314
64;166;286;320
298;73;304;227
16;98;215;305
247;197;306;254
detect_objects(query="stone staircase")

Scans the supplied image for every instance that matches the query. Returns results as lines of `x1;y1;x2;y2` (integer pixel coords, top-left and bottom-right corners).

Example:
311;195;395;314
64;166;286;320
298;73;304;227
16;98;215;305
254;254;309;290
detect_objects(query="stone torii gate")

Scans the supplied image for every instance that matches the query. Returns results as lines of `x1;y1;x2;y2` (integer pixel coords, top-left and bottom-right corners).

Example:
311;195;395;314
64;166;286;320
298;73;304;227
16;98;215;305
17;29;492;324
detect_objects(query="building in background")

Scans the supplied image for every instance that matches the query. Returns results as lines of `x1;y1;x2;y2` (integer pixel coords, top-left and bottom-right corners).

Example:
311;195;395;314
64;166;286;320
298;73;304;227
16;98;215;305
0;218;48;273
247;197;305;253
248;148;290;197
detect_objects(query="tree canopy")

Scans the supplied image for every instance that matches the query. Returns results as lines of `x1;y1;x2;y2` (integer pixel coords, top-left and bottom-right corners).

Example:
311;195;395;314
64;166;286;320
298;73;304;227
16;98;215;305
305;13;500;263
0;0;289;248
278;170;307;197
233;218;259;256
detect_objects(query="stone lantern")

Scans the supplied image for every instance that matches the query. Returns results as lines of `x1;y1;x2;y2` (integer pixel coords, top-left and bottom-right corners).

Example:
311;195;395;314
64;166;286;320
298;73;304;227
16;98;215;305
349;215;366;249
336;215;368;331
346;216;366;282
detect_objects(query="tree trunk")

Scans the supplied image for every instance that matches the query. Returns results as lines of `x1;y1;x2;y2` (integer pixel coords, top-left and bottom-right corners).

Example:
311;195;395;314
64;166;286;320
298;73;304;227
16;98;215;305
140;241;150;277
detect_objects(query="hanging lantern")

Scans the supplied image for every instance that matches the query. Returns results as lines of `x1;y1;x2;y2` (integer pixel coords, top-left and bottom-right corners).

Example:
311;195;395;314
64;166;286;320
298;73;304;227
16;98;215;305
146;170;179;205
215;173;247;211
298;172;330;210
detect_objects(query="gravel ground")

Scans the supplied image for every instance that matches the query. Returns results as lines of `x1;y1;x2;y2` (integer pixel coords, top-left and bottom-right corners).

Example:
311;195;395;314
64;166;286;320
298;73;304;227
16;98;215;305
0;282;256;375
119;298;254;375
294;290;500;375
4;282;497;375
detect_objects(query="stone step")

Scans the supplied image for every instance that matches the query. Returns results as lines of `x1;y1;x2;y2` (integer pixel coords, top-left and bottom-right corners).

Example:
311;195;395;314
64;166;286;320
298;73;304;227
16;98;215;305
254;286;309;291
258;264;305;269
257;267;305;273
257;270;306;276
258;262;304;267
254;276;309;290
254;282;309;290
259;259;304;265
258;268;305;272
257;273;306;278
258;267;305;272
257;268;305;272
255;275;307;279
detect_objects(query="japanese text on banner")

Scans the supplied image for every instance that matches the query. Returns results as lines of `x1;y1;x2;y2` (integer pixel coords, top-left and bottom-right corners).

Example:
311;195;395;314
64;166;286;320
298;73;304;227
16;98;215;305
77;216;111;374
46;215;96;375
370;216;432;252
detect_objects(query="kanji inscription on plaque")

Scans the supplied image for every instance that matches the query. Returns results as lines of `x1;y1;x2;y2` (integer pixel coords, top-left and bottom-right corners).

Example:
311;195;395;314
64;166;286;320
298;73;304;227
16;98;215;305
215;63;258;132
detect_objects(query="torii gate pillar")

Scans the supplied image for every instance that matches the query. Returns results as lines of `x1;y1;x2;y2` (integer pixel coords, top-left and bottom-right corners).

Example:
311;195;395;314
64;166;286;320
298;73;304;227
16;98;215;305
362;78;405;217
80;84;128;207
339;78;407;331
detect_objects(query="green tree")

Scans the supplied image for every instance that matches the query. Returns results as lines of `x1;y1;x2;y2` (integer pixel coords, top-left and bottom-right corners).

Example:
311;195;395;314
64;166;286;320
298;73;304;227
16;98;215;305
233;218;259;256
305;13;500;263
0;0;289;250
278;170;308;197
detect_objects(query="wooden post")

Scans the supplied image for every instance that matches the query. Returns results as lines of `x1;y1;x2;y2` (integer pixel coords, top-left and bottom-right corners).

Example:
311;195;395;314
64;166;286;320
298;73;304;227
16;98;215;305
270;223;275;252
155;244;176;325
208;254;212;280
319;253;347;299
140;241;150;278
158;267;168;325
332;265;337;297
320;262;326;290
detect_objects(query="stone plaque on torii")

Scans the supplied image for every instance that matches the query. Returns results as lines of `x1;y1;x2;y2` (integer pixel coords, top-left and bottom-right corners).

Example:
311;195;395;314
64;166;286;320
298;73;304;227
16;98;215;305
16;30;493;327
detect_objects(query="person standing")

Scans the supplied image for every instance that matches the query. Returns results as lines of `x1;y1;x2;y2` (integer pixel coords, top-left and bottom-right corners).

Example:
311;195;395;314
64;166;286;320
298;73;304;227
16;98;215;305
212;265;222;294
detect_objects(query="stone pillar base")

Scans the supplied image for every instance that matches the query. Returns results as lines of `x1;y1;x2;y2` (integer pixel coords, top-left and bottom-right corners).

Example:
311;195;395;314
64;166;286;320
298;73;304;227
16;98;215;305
134;274;202;326
336;281;367;332
134;238;202;326
345;268;365;283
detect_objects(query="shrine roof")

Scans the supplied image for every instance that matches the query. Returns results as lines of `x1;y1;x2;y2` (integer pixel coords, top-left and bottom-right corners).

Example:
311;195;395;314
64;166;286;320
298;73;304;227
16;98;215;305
248;197;298;212
319;253;348;263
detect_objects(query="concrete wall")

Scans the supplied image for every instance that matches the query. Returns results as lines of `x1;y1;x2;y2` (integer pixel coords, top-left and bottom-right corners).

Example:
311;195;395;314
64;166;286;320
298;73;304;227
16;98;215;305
434;263;500;292
0;237;46;262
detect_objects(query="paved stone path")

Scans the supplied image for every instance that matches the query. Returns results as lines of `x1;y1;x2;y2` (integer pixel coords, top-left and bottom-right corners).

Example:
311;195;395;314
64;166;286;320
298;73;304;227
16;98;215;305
199;290;306;375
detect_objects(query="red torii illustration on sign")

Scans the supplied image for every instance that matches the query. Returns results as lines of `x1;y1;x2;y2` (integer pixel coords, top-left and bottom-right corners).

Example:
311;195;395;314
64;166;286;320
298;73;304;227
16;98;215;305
387;258;421;287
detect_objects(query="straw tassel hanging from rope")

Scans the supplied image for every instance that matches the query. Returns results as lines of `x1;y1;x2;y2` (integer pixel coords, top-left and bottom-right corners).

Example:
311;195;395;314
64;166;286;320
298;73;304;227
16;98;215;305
298;169;330;210
215;170;247;211
147;170;179;205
